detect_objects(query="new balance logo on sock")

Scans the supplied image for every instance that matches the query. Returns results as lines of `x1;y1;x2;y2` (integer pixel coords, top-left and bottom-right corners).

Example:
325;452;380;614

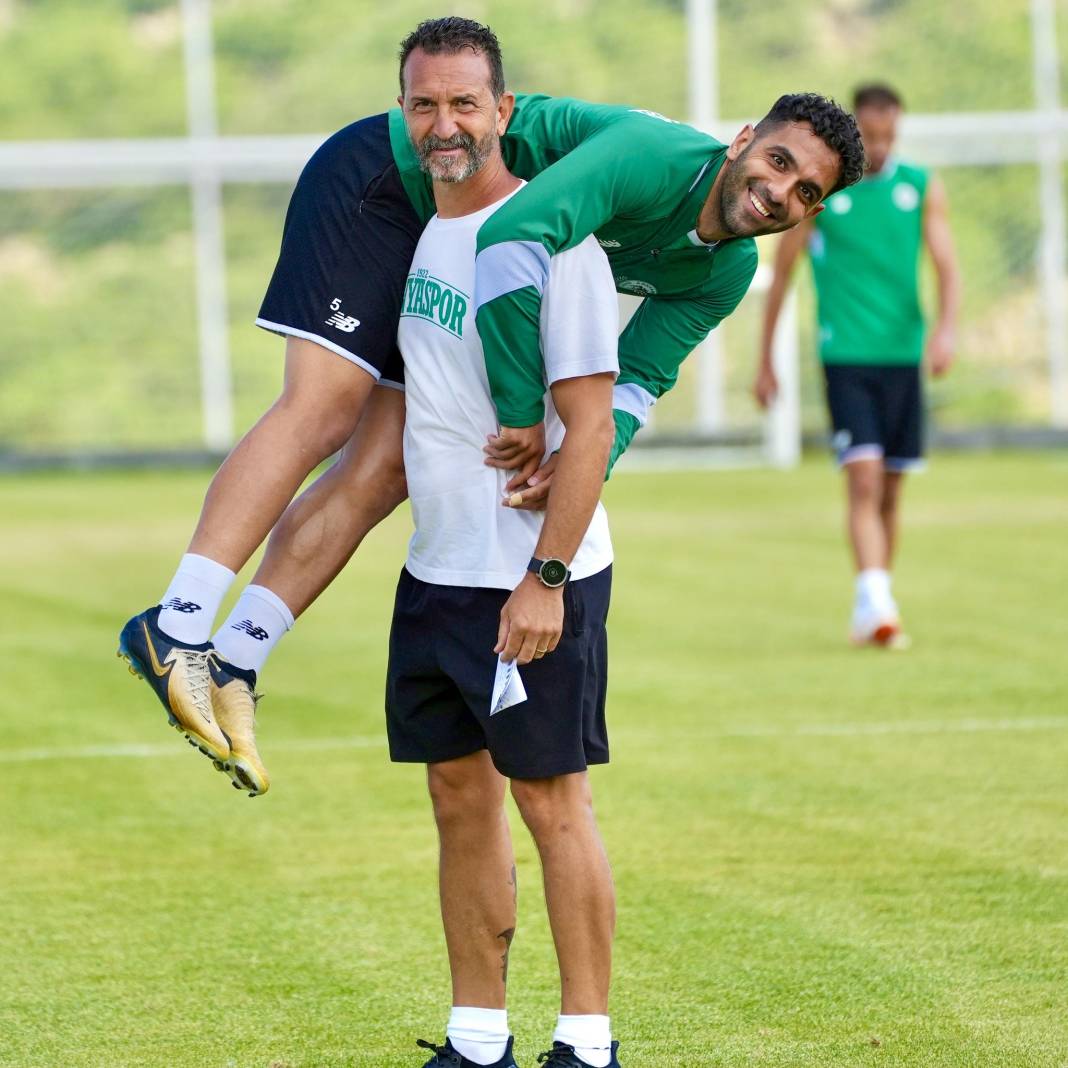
232;620;270;641
162;598;202;614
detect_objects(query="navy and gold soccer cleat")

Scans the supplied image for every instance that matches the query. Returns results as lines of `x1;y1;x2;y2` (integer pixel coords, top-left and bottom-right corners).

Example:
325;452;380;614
118;606;231;764
209;654;270;798
416;1037;518;1068
537;1041;621;1068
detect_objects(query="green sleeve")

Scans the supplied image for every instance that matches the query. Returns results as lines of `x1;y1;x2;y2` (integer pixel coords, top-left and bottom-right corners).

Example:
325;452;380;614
606;410;641;478
475;114;679;427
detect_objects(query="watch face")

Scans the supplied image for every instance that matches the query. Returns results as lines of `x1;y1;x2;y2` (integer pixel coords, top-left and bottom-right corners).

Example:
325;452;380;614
540;559;568;587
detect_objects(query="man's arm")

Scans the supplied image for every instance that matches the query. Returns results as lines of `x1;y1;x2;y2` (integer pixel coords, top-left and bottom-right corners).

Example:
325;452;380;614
474;112;683;428
922;176;961;377
754;220;810;409
495;373;616;665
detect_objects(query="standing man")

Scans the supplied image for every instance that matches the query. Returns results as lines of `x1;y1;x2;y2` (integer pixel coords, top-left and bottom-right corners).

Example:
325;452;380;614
755;83;960;646
386;23;619;1068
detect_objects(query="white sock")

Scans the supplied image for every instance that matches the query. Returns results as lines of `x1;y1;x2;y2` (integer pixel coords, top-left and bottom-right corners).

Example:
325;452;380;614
447;1006;509;1065
212;585;294;675
553;1015;612;1068
855;568;892;614
158;553;236;644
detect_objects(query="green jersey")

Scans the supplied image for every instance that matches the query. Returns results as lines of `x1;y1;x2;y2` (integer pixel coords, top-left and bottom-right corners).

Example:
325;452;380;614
809;159;929;365
389;95;757;469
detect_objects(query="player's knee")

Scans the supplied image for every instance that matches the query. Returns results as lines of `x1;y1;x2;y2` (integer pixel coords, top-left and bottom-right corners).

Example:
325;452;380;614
427;761;496;829
335;445;408;516
511;776;591;840
846;465;882;504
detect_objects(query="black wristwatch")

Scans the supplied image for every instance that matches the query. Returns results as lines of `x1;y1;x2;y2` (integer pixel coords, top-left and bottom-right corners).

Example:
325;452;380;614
527;556;570;589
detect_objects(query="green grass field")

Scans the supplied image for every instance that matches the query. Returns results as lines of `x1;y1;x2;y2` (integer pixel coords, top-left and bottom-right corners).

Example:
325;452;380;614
2;452;1066;1068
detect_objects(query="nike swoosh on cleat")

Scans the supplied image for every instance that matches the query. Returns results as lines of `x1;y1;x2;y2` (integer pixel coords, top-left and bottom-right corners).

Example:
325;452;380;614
141;622;174;680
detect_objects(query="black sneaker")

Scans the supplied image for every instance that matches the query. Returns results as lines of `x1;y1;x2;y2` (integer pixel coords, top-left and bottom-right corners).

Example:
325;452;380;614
416;1036;518;1067
536;1041;621;1067
118;605;230;763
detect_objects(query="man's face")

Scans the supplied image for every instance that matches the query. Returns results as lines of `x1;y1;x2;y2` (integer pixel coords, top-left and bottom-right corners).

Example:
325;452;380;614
716;121;842;238
399;47;513;183
855;104;899;174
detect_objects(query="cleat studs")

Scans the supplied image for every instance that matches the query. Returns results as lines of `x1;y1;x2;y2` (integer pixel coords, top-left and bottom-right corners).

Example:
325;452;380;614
232;781;241;790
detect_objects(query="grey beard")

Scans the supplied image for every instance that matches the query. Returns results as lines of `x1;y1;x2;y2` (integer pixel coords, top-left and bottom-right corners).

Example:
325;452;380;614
413;132;492;183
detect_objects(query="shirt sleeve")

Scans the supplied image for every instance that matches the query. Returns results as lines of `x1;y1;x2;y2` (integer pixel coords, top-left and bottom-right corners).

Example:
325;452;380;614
539;236;620;386
474;113;677;427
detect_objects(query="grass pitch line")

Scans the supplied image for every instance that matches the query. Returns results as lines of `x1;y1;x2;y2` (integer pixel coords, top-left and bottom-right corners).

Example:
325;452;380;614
3;717;1067;765
0;734;385;765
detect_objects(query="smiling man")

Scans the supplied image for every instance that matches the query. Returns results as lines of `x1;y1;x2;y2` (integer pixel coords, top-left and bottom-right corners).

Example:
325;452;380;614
117;17;864;799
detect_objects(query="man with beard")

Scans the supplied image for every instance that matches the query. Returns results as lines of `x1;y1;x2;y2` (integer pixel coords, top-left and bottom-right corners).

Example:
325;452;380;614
118;16;864;797
388;31;620;1066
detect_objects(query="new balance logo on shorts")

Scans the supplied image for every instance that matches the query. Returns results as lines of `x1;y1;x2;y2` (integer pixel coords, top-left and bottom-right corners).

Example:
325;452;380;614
162;598;202;614
325;298;361;333
232;620;270;641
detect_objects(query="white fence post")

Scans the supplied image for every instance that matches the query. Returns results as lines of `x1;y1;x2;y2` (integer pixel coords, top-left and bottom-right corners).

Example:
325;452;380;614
182;0;233;451
1031;0;1067;427
766;285;801;468
687;0;726;434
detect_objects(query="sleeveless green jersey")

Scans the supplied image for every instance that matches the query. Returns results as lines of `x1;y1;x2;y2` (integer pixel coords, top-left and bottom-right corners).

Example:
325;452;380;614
389;95;757;464
809;159;928;365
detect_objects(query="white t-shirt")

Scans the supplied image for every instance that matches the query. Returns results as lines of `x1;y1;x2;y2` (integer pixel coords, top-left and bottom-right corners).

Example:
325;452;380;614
396;184;619;590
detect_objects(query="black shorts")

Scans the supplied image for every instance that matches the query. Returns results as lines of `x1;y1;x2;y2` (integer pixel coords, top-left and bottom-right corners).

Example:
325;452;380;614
823;363;925;471
256;113;423;386
385;567;612;780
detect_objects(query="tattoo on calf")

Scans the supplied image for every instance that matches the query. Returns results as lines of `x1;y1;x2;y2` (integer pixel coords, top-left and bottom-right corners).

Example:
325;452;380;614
497;926;515;985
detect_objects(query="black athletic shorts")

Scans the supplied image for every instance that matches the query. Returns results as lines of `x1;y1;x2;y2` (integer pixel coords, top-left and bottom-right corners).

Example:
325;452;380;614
256;113;423;387
385;566;612;780
823;363;925;471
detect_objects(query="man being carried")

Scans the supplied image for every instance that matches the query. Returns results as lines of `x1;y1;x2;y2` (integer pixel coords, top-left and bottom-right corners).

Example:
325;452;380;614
118;17;864;794
387;24;619;1068
755;83;960;646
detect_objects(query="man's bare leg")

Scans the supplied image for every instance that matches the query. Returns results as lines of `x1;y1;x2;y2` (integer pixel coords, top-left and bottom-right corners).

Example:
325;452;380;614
428;751;516;1008
845;458;900;642
510;772;615;1065
425;751;516;1064
511;771;614;1022
187;337;377;572
880;470;906;570
248;385;407;618
844;457;887;572
202;386;408;796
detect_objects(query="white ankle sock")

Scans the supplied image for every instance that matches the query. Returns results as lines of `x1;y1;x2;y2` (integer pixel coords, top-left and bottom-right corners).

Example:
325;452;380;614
212;585;294;675
855;568;892;613
553;1015;611;1067
447;1006;509;1065
158;553;236;644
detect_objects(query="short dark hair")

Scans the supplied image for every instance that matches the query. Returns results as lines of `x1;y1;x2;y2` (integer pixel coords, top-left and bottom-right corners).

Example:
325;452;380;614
398;17;505;99
853;83;903;112
755;92;866;196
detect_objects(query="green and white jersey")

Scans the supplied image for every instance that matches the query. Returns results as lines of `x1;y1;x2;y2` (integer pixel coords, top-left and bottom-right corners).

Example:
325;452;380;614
809;158;929;365
390;95;758;470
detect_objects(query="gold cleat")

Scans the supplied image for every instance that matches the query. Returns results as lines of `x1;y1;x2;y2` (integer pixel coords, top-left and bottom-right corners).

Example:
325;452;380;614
118;607;232;764
209;653;270;797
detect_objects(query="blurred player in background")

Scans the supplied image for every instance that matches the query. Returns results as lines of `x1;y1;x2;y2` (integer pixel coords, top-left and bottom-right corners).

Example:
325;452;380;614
755;83;960;647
